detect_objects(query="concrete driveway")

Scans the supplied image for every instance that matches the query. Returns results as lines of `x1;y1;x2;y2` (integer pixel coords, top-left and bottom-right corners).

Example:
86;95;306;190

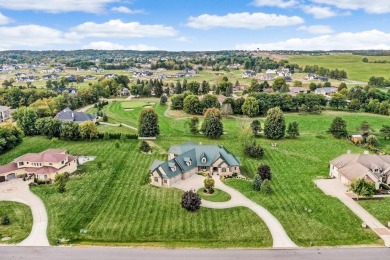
173;175;298;248
315;179;390;247
0;180;50;246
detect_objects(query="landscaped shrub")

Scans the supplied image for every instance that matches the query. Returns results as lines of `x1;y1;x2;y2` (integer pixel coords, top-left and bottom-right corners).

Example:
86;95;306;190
253;175;262;191
139;140;151;153
2;215;10;225
115;140;120;149
261;179;272;194
204;177;215;194
258;164;272;181
243;140;264;158
181;190;202;212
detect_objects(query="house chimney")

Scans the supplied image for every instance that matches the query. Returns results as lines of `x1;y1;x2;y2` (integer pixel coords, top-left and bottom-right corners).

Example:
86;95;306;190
347;150;351;154
364;151;369;155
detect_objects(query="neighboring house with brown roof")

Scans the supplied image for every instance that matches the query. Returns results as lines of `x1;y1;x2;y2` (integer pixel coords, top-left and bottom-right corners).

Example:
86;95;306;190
0;149;78;183
150;142;240;187
330;152;390;189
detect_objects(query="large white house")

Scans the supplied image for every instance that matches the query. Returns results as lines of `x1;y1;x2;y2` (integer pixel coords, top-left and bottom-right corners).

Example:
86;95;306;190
330;152;390;189
150;142;240;187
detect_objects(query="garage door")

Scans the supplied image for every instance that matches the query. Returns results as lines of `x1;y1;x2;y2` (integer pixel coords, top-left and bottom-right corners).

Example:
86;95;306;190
7;173;16;181
0;176;5;183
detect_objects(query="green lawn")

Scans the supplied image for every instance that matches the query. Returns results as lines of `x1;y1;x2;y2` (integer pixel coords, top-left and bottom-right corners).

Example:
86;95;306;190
96;124;137;134
287;54;390;82
0;137;271;248
358;198;390;227
1;104;388;247
0;202;33;244
197;188;231;202
121;101;151;109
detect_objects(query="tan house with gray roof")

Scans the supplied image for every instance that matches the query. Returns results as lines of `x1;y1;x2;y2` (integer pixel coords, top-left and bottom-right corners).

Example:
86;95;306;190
330;152;390;189
150;142;240;187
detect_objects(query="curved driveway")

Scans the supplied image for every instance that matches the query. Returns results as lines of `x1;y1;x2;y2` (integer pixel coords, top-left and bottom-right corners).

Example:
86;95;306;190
173;175;298;248
0;180;50;246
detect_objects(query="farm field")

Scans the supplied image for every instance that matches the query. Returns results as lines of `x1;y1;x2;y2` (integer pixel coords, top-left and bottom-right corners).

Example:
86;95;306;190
287;54;390;82
358;198;390;226
1;101;388;247
0;202;33;244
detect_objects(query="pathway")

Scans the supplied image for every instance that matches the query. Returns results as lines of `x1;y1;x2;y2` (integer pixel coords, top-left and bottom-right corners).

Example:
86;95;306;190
99;122;138;131
173;175;298;248
314;179;390;247
0;180;50;246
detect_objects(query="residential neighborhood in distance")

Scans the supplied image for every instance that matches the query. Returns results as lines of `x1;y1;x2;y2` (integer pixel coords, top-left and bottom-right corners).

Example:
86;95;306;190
0;0;390;258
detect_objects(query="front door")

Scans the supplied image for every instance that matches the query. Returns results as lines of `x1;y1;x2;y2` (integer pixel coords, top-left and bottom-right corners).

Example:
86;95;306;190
0;176;5;182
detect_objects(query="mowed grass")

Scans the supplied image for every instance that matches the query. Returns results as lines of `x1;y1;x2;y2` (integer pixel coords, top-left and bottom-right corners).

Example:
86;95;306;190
0;137;271;248
1;104;388;247
121;101;150;109
287;54;390;82
197;188;231;202
0;202;33;244
96;125;137;134
358;198;390;227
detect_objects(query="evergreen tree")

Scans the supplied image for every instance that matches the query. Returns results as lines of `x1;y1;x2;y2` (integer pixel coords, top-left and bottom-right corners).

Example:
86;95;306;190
175;80;182;94
253;175;262;191
242;97;259;117
264;107;286;140
183;95;203;115
181;190;202;211
201;108;223;139
328;117;348;139
250;120;261;137
138;108;160;137
160;95;168;106
286;121;299;138
189;116;199;134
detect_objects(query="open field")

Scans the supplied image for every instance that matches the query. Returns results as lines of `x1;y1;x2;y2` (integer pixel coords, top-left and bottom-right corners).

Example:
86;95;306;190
287;54;390;82
0;202;33;244
197;188;231;202
1;101;388;247
358;198;390;227
0;137;272;247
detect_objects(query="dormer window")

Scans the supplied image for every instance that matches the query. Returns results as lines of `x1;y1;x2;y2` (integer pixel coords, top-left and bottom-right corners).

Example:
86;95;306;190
184;157;192;166
201;157;206;163
168;162;176;172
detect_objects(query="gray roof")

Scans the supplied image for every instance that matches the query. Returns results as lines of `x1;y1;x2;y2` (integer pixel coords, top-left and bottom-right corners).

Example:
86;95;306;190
0;106;10;112
55;107;96;123
152;142;240;179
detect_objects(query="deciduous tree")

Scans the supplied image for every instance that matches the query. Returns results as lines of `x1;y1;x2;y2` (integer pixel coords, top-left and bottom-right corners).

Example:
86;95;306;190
264;107;285;140
138;108;160;137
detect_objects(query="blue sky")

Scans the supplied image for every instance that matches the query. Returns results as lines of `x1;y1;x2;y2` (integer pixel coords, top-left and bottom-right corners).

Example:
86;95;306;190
0;0;389;51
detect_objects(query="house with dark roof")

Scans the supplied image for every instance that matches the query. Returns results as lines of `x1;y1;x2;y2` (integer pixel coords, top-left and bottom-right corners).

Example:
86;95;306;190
55;108;96;124
150;142;240;187
0;149;78;183
330;152;390;189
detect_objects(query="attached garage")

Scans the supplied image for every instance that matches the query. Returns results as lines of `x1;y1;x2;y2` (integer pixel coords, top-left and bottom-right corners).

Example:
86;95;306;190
6;173;16;181
0;176;5;183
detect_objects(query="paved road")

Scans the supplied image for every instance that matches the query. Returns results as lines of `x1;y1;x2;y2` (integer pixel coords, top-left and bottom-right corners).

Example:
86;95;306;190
173;175;298;248
0;180;50;246
315;179;390;247
0;247;389;260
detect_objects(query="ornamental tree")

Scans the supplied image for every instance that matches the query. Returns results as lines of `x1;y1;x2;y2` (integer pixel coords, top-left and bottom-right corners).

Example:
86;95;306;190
258;164;272;181
250;120;261;137
138;108;160;137
181;190;202;212
286;121;299;139
242;97;260;117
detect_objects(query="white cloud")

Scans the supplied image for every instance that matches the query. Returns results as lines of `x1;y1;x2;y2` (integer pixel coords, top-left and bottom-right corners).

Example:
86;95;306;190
302;5;337;19
297;25;334;34
311;0;390;14
111;6;144;14
0;0;118;13
68;19;177;39
0;24;72;50
0;12;11;25
236;30;390;51
83;41;159;50
186;12;304;30
176;36;191;42
251;0;298;8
